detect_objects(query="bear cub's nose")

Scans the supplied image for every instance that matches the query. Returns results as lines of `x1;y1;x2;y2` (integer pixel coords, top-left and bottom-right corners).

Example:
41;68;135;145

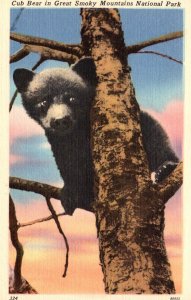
50;116;72;130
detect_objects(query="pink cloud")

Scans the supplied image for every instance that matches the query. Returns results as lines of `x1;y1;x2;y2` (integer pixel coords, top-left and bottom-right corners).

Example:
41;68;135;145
9;101;183;293
10;106;45;165
10;106;44;144
9;154;26;165
10;101;183;146
10;199;182;293
14;200;98;248
10;201;104;293
145;100;183;158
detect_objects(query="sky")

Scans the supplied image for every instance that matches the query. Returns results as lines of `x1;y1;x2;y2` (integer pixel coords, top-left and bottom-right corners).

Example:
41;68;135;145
10;8;183;294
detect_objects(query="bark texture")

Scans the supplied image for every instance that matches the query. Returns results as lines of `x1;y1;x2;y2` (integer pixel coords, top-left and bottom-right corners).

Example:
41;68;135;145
9;8;183;294
81;8;177;294
10;176;62;200
9;195;24;290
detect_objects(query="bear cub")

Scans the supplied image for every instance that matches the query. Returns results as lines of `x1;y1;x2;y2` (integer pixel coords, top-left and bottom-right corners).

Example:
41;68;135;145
13;58;179;215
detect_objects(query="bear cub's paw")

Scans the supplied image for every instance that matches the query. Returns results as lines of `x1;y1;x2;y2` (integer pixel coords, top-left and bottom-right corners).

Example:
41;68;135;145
61;186;77;215
151;161;179;184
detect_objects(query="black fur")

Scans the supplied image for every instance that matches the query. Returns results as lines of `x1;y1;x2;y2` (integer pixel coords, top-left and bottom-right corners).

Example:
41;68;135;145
13;58;179;214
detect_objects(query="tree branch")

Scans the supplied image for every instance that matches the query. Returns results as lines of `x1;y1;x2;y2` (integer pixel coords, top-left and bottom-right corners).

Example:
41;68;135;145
10;176;62;200
27;44;78;64
9;90;18;112
9;195;24;290
126;31;183;54
19;213;66;228
10;32;83;57
45;197;69;278
32;56;47;70
9;176;93;212
11;8;24;31
157;161;183;203
9;266;37;294
134;50;183;64
10;44;78;65
10;46;30;63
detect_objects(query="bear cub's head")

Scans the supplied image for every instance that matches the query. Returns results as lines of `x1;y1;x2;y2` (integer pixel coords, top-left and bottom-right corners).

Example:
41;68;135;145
13;58;97;136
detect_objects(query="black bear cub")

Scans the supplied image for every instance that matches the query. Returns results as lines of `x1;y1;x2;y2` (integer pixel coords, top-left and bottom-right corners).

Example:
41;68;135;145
13;58;179;215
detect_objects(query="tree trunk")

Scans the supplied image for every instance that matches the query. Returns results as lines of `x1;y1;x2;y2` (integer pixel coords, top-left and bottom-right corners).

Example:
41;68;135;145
81;8;176;294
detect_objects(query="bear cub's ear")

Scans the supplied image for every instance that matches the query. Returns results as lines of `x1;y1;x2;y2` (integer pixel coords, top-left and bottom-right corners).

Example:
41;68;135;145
13;69;35;92
72;57;97;85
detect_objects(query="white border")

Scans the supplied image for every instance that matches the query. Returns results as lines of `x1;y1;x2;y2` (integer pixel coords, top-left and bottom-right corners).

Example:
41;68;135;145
1;0;191;299
0;0;10;298
182;1;191;299
9;0;187;9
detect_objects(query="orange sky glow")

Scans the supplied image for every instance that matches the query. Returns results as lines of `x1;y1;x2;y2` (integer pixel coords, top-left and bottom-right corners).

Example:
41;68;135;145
9;190;182;294
9;101;183;293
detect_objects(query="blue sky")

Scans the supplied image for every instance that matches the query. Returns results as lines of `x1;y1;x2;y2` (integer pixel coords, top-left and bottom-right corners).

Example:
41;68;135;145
10;8;183;203
10;8;183;109
9;10;184;293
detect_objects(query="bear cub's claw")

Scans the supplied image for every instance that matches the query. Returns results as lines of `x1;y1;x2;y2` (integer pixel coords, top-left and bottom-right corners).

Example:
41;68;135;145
151;161;178;184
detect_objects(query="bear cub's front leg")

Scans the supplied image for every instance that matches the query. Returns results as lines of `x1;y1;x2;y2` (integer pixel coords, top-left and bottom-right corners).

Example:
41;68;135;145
61;185;78;215
151;161;179;184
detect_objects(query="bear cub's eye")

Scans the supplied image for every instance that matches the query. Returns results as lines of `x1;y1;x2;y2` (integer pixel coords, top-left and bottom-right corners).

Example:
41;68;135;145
69;96;76;103
36;100;47;109
64;91;77;104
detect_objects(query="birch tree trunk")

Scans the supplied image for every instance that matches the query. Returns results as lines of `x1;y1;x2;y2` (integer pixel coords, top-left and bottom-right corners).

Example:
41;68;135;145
81;8;182;294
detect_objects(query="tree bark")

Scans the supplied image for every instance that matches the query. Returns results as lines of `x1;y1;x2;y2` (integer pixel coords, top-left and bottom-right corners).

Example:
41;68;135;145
81;8;179;294
9;195;24;290
9;8;183;294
